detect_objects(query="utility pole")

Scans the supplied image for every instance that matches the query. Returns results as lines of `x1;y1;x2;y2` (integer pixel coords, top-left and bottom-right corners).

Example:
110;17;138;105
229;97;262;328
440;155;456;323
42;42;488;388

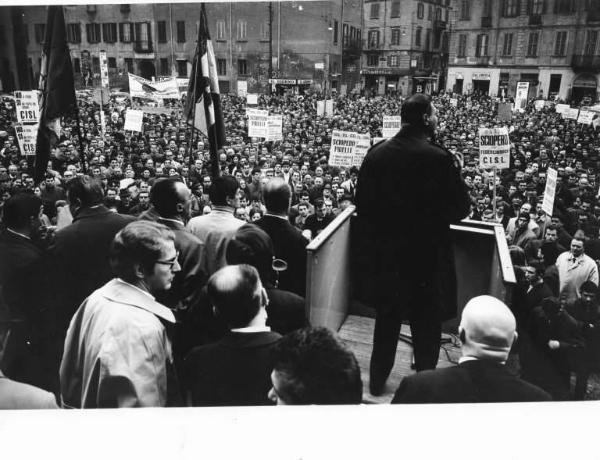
268;2;273;95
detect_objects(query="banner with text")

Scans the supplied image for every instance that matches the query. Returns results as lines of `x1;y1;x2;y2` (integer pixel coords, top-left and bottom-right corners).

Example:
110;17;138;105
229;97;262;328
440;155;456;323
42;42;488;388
578;110;595;125
478;127;510;169
325;99;334;117
248;110;269;138
13;90;40;124
15;123;38;156
329;130;371;168
542;167;558;216
564;108;580;120
124;109;144;132
382;116;402;138
128;73;180;100
316;100;325;117
100;50;109;88
267;115;283;141
497;102;512;122
238;81;248;98
514;82;529;112
555;103;570;115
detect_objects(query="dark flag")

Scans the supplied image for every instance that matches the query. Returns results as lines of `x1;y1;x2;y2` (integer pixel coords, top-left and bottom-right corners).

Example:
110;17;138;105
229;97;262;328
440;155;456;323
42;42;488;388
185;3;225;178
35;5;77;183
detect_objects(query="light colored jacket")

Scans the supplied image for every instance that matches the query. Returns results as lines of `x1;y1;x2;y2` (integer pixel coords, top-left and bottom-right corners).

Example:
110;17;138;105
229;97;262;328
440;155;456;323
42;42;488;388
556;252;599;304
0;372;58;410
60;279;175;408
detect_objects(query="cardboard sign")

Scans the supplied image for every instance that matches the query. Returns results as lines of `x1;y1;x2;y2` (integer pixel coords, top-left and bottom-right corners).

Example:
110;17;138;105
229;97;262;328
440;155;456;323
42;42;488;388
555;103;570;114
382;116;402;138
124;109;144;132
246;93;258;105
564;108;580;120
578;110;595;125
542;167;557;217
128;73;180;100
99;50;109;88
325;99;334;117
15;123;38;156
267;115;283;141
329;130;371;168
478;127;510;169
238;81;248;98
514;82;529;111
497;102;512;122
248;109;269;138
316;100;325;117
13;90;40;124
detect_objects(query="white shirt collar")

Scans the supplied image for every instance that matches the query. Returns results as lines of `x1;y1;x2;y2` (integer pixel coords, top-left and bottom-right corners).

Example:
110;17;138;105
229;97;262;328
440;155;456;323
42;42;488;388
230;325;271;333
264;213;289;221
6;228;30;240
116;278;155;301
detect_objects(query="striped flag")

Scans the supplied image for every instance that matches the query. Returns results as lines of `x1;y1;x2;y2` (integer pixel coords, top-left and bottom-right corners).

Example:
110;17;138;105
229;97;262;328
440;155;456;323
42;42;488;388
35;5;77;183
185;3;225;177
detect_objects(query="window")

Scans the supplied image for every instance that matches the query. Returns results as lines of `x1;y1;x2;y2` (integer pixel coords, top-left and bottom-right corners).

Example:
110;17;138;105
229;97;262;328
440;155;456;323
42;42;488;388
367;54;378;66
417;3;424;18
425;28;431;49
216;20;226;40
391;1;400;17
157;21;167;43
176;21;185;43
434;29;441;48
160;58;169;75
73;58;81;73
67;23;81;43
502;0;520;17
343;23;349;46
92;57;100;74
460;0;470;20
34;24;45;44
237;59;248;75
415;27;422;46
86;23;101;44
120;4;131;14
236;20;247;40
528;0;545;14
502;33;513;55
475;34;489;57
482;0;492;16
217;58;227;76
108;57;117;68
370;3;380;18
388;55;399;67
22;24;28;45
334;20;338;45
391;28;401;45
457;34;467;57
554;31;567;56
102;23;117;43
435;7;442;20
585;30;598;55
119;23;133;43
177;60;187;77
555;0;575;14
428;5;433;20
134;22;151;51
368;30;379;48
124;58;134;73
527;31;539;56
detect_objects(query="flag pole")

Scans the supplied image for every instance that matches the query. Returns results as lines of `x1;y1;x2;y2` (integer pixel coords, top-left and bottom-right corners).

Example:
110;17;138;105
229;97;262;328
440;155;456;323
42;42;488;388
187;13;201;178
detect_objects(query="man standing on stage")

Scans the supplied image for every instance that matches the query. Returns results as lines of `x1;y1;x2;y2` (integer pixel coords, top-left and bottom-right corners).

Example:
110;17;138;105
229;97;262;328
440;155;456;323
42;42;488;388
355;94;470;396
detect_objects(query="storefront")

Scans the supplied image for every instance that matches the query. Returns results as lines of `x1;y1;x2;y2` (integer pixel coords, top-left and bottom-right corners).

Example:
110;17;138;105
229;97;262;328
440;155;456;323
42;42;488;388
269;78;313;96
472;72;491;94
446;68;500;96
412;75;438;95
572;74;598;104
360;68;410;96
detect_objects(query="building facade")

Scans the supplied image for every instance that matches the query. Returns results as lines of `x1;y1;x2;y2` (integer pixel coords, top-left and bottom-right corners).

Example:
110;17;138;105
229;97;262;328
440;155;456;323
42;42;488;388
361;0;451;96
0;2;363;96
447;0;600;103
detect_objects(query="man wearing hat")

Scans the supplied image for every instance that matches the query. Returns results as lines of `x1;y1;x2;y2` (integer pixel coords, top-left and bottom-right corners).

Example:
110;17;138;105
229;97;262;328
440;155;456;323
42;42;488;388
392;296;551;403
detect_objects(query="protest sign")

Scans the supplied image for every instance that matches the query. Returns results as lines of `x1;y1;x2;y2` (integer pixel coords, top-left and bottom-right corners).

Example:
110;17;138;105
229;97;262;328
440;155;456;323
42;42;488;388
247;93;258;105
578;110;594;125
316;100;325;117
100;50;109;88
329;130;371;168
555;103;570;114
238;81;247;98
248;109;268;138
100;110;106;133
15;123;38;156
382;116;402;138
542;167;558;216
124;109;144;132
128;73;180;100
478;127;510;169
13;90;40;124
450;98;458;107
514;82;529;111
497;102;512;122
325;99;334;117
534;100;545;111
267;115;283;141
564;108;579;120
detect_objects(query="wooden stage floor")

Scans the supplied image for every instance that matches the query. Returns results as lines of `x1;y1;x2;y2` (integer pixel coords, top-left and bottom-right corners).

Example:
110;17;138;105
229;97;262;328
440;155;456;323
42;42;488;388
338;315;463;404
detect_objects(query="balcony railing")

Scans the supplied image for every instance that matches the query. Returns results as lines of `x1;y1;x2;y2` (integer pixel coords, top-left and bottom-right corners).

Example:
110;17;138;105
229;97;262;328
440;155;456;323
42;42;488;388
529;14;542;25
572;54;600;71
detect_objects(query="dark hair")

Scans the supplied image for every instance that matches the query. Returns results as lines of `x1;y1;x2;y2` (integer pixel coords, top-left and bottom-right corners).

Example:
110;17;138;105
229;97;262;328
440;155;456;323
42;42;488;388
66;175;104;207
110;221;175;283
207;264;263;328
270;327;363;405
263;178;291;214
150;177;183;217
580;280;598;296
226;224;276;286
400;94;433;126
519;211;531;222
509;245;527;266
209;176;239;206
2;193;41;229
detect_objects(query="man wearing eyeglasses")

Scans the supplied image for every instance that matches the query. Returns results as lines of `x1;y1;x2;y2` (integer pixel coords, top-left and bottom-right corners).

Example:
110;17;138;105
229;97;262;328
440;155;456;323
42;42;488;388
60;221;181;408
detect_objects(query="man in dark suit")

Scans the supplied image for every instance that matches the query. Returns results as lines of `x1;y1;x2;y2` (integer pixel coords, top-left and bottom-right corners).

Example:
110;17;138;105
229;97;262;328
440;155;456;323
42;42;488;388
254;178;308;297
392;295;551;403
49;176;134;338
184;264;281;406
355;94;470;395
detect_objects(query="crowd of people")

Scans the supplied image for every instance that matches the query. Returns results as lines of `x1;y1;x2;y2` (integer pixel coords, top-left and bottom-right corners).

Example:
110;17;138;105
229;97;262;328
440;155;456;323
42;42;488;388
0;87;599;407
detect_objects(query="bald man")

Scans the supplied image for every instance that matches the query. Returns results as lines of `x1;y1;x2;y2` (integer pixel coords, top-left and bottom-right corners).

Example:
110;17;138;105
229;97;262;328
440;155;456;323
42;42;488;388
392;296;551;403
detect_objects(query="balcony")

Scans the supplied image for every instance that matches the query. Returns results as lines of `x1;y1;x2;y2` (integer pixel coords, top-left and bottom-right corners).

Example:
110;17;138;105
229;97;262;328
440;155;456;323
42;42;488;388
528;14;542;25
587;10;600;22
572;54;600;71
434;19;447;29
481;16;492;27
133;41;153;54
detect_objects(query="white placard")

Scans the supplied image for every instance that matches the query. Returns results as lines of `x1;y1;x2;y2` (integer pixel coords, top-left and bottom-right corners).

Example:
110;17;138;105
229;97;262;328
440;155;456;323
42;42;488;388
478;127;510;170
238;81;248;98
315;62;324;70
325;99;334;117
542;167;557;217
248;109;269;138
247;93;258;105
534;100;545;111
578;110;594;125
555;103;570;114
100;110;106;133
564;108;580;120
15;123;38;156
267;115;283;141
329;130;371;168
124;109;144;132
100;50;109;88
514;82;529;112
13;90;40;124
382;115;402;138
450;98;458;107
316;100;325;117
128;73;180;100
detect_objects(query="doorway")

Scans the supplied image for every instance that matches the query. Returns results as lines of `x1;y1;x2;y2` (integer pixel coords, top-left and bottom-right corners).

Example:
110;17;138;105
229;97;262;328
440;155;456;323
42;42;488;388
138;60;156;80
